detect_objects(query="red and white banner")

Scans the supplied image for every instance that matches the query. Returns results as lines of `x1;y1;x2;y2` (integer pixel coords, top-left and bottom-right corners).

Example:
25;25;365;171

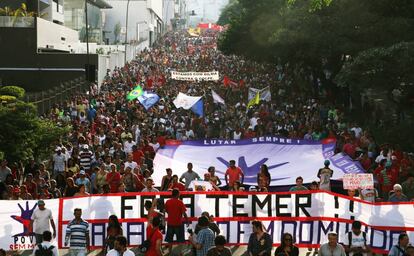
1;191;413;253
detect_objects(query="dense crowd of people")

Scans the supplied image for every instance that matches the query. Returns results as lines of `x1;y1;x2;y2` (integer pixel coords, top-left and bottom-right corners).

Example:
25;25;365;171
0;28;414;255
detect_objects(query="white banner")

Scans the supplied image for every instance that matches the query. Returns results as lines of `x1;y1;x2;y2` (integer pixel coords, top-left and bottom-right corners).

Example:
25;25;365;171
171;71;219;81
343;174;374;190
1;192;412;254
154;137;365;187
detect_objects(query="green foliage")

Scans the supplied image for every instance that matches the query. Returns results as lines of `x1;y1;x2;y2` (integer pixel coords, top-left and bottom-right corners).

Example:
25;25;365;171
217;0;242;25
0;86;26;98
0;95;17;102
336;42;414;91
0;101;68;162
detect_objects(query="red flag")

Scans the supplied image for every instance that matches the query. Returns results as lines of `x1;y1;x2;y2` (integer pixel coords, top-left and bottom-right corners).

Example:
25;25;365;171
223;76;230;86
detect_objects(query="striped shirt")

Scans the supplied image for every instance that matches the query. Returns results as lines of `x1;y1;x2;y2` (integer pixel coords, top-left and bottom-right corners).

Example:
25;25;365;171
79;150;93;171
65;219;89;249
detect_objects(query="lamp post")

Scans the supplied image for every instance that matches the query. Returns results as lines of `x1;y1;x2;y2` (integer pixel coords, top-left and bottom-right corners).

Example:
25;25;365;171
124;0;130;64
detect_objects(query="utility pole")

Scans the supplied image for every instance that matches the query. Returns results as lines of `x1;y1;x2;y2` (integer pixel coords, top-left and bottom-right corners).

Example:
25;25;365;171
124;0;130;64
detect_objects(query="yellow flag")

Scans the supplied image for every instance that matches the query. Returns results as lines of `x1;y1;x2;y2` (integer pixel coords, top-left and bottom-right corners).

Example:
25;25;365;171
247;91;260;108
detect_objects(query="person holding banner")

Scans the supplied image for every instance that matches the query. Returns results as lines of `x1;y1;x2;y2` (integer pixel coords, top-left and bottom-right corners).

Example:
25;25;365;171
274;233;299;256
165;189;189;251
247;220;272;256
225;160;244;190
317;160;333;191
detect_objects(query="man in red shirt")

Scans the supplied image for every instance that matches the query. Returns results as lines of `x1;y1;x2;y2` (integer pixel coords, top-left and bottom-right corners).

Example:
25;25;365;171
164;189;188;249
132;145;144;166
106;165;121;193
225;160;244;190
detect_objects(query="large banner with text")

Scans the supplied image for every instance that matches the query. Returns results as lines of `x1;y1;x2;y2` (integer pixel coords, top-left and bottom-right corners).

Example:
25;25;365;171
154;137;365;187
170;71;219;81
1;191;413;253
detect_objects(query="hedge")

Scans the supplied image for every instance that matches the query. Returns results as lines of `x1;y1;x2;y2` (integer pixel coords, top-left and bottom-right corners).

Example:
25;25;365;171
0;86;25;99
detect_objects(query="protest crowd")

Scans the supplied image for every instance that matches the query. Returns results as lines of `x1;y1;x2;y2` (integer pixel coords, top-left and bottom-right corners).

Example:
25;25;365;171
0;28;414;256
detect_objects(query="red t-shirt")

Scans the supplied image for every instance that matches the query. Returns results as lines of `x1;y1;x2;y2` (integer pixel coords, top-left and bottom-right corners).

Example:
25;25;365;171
165;198;186;226
225;167;243;187
132;150;144;165
145;226;163;256
169;182;186;191
106;172;121;193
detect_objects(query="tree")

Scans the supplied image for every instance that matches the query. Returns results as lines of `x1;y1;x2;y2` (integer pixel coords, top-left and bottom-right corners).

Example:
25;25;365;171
114;22;121;44
217;0;241;25
0;89;68;162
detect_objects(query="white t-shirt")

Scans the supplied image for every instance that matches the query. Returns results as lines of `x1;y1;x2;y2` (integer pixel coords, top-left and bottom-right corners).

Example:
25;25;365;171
233;131;242;140
341;231;369;256
53;154;66;173
124;161;138;171
31;208;53;234
106;249;135;256
123;141;136;154
360;188;378;203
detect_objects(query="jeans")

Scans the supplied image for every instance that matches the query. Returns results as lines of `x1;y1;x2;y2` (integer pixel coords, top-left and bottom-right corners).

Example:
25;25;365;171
69;248;87;256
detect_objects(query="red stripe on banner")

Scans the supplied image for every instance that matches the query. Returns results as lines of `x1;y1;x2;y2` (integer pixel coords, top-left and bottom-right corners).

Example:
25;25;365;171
60;243;389;254
60;215;414;232
58;197;63;248
62;189;414;206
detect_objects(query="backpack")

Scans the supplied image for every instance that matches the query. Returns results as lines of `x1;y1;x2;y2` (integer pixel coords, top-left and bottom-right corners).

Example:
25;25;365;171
348;231;367;246
35;244;55;256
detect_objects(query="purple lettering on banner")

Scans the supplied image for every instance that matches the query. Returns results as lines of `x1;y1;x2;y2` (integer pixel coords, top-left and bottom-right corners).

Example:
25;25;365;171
216;221;230;242
281;221;297;240
91;223;106;247
237;221;250;244
317;221;334;244
126;222;144;245
371;229;387;250
299;221;314;244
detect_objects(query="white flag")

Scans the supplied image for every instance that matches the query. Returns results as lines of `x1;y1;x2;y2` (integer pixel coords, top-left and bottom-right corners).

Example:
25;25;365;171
173;92;202;110
248;86;271;102
211;90;225;105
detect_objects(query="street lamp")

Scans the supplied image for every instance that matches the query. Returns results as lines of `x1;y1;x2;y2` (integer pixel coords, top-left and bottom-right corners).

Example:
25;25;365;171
124;0;130;64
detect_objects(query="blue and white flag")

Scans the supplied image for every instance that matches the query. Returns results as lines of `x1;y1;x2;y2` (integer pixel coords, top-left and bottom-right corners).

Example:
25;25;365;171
191;99;204;117
138;91;160;110
211;90;225;105
173;92;202;110
153;137;365;187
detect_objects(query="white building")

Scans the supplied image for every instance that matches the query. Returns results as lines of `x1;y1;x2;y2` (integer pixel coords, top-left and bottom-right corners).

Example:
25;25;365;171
103;0;164;46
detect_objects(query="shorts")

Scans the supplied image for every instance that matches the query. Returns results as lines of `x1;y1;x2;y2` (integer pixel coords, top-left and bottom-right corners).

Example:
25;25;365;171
165;225;185;243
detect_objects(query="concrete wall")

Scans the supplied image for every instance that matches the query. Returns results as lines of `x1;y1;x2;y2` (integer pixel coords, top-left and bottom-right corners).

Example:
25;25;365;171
37;18;79;52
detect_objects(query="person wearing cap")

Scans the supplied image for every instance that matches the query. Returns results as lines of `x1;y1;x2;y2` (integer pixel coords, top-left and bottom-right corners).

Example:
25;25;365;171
30;200;56;244
52;147;66;178
142;178;159;192
317;160;334;191
75;170;92;193
318;232;346;256
389;184;409;202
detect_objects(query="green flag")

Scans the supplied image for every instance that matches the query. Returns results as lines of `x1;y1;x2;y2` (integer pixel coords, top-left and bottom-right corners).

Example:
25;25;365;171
247;91;260;108
126;85;143;101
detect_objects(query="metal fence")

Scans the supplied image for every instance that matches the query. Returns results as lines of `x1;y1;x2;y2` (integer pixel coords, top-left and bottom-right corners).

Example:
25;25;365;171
25;77;88;115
